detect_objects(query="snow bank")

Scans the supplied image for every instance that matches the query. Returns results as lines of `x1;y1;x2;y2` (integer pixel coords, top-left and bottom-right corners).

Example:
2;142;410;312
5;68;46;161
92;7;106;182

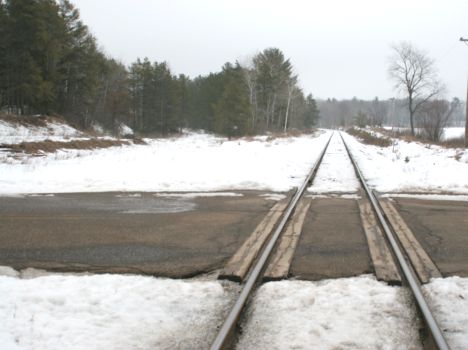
0;119;84;145
342;132;468;194
424;277;468;350
0;267;231;350
237;275;421;349
308;132;360;193
118;123;134;136
442;127;465;141
0;131;331;194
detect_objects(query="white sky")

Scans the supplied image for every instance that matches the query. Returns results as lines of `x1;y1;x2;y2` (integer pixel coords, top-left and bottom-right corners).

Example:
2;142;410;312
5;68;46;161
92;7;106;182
71;0;468;100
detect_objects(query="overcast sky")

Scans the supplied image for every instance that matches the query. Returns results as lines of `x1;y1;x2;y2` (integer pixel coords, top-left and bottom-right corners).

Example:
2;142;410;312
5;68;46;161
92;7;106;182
71;0;468;100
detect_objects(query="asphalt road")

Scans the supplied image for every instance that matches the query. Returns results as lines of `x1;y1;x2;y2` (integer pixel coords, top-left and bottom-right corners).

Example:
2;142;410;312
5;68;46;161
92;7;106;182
1;193;466;280
0;191;281;277
392;197;468;278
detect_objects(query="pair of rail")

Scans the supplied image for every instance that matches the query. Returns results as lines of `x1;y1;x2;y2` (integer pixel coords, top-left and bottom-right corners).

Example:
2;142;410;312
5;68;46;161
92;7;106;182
211;131;450;350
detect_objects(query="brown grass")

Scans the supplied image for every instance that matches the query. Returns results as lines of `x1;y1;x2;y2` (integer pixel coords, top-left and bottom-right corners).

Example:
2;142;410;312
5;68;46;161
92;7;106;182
0;113;76;128
346;128;392;147
265;129;317;141
376;127;466;149
1;139;134;155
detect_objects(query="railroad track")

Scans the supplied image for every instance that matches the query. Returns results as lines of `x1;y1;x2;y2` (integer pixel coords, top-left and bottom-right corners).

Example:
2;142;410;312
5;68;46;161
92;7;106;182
211;131;450;350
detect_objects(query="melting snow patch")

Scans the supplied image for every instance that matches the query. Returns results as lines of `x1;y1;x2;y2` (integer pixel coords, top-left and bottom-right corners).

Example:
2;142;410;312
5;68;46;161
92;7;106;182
380;193;468;202
237;275;421;350
259;193;287;201
0;267;232;350
424;277;468;350
154;192;243;198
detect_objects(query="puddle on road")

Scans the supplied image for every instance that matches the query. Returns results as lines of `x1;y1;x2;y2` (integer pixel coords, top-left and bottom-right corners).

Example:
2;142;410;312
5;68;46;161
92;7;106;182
1;194;197;214
118;197;196;214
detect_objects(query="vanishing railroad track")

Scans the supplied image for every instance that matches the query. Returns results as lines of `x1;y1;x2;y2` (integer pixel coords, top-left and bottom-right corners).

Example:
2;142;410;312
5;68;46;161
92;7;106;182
211;131;450;350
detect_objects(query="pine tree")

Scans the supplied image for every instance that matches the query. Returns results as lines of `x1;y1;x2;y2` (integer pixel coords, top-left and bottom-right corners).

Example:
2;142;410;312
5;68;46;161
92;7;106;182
213;65;251;137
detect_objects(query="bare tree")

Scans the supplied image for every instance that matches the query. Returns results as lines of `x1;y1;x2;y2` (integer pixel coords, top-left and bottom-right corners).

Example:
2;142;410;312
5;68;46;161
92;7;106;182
388;42;442;136
419;98;459;142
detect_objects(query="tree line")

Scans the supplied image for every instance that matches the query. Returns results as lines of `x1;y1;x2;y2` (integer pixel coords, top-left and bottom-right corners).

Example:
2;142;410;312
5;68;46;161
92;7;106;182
0;0;319;136
318;41;466;143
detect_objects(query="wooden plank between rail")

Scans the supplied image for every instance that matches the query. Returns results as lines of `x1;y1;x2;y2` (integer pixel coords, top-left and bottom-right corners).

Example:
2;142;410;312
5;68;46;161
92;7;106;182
358;200;401;284
218;198;289;282
380;200;441;284
263;197;312;281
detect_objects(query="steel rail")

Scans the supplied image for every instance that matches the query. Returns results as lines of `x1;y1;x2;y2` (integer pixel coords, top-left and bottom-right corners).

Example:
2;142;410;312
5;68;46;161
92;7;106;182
339;131;450;350
210;131;334;350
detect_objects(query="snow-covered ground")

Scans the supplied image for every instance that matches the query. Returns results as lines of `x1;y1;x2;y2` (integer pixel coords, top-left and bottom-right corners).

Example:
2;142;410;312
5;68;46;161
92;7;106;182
0;267;234;350
0;119;86;144
382;126;465;141
1;267;467;349
237;275;421;349
342;132;468;194
308;132;360;194
0;131;331;194
424;277;468;350
442;127;465;141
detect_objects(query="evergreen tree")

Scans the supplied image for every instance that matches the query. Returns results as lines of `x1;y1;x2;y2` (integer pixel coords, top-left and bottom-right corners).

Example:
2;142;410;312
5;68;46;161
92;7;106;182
213;63;251;137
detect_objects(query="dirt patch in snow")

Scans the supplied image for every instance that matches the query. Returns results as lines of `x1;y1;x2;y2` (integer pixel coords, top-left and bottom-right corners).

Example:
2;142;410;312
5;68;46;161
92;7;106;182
1;138;144;155
0;113;77;129
346;128;392;147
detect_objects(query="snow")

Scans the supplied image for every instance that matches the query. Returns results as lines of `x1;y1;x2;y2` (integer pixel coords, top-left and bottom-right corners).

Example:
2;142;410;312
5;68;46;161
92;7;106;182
260;193;287;201
342;132;468;194
381;193;468;201
0;267;233;350
0;119;85;145
382;126;465;141
0;131;332;194
154;192;243;198
237;275;421;350
442;127;465;141
308;132;360;194
424;277;468;350
118;123;134;136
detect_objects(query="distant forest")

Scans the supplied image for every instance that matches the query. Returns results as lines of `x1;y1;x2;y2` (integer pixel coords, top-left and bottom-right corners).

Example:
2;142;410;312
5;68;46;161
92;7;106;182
317;97;466;129
0;0;319;136
0;0;464;137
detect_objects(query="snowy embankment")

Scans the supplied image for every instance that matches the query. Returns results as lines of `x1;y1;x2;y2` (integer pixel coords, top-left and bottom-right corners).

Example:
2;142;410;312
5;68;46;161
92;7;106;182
0;131;331;195
382;126;465;141
342;132;468;194
0;118;86;144
0;267;233;350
